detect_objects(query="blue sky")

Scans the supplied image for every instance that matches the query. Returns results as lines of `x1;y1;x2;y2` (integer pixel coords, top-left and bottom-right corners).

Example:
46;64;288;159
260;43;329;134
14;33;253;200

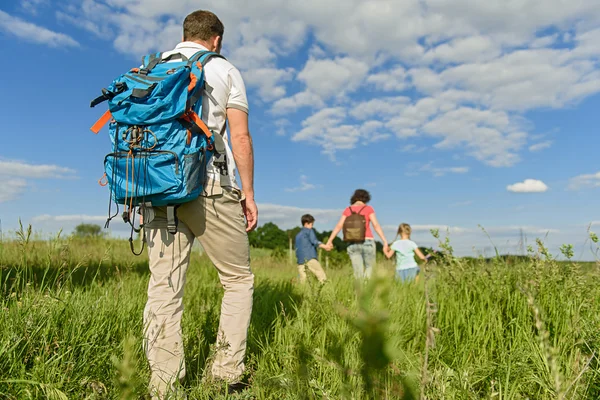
1;0;599;259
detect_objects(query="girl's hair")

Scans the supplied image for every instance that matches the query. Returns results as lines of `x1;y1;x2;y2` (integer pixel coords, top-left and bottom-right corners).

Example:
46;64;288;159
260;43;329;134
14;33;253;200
350;189;371;204
397;223;412;238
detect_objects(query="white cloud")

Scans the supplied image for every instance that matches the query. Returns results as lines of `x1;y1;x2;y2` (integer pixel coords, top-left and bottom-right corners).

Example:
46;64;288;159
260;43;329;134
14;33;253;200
274;119;291;136
484;225;559;235
271;91;325;115
226;38;278;71
26;214;130;237
55;11;106;37
529;140;553;152
32;214;108;223
568;171;600;190
0;160;76;202
284;175;319;193
366;66;407;92
422;107;527;167
507;179;549;193
0;179;27;203
0;160;76;179
350;96;410;120
256;203;340;230
291;107;386;157
21;0;49;15
0;10;79;48
408;224;471;234
423;35;501;64
418;162;469;177
297;57;370;99
57;0;600;168
409;68;446;93
400;144;427;153
242;67;295;102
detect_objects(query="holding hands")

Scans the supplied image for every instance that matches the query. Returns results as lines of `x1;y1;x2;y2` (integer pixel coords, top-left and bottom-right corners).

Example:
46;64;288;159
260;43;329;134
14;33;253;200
321;241;334;252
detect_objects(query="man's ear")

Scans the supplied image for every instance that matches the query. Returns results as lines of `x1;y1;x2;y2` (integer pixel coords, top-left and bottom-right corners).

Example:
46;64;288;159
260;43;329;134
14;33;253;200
214;35;222;53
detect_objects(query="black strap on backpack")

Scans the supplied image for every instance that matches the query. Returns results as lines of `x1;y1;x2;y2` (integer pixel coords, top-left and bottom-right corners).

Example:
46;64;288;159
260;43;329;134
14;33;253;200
349;205;367;216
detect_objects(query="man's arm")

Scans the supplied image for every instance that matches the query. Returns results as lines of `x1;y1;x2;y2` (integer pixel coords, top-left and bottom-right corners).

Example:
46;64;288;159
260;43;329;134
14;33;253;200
227;107;257;232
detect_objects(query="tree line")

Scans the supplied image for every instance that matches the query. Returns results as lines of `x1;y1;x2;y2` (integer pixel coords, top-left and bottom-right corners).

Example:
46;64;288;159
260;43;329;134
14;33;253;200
248;222;387;253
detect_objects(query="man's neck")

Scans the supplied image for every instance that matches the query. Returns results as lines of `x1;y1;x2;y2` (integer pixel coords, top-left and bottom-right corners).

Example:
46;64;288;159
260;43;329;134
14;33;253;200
184;39;211;50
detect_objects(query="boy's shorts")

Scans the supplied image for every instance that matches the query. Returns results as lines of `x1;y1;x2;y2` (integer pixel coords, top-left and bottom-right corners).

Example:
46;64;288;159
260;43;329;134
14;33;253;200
395;267;420;282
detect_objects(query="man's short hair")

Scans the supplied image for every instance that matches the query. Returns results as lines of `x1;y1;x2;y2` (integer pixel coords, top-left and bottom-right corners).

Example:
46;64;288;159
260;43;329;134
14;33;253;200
183;10;224;42
301;214;315;225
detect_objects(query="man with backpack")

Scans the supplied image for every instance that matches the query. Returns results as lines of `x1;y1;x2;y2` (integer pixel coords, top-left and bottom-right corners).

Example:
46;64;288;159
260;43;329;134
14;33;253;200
132;10;257;398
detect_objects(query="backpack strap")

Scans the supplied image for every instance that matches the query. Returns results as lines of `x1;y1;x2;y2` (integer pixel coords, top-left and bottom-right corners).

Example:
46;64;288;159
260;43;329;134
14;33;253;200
348;205;367;215
166;206;178;234
186;51;226;109
188;50;225;66
140;52;163;74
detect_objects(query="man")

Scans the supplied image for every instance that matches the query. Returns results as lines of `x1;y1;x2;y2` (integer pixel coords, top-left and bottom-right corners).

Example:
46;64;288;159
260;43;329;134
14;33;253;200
141;10;257;398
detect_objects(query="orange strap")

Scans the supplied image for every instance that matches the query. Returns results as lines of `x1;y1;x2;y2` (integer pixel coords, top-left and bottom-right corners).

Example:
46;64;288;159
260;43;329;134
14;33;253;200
183;110;212;140
90;110;112;134
98;172;108;186
188;73;197;92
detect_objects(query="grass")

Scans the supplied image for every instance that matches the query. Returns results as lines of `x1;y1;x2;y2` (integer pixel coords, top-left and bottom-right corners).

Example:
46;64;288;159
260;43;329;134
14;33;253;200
1;226;600;399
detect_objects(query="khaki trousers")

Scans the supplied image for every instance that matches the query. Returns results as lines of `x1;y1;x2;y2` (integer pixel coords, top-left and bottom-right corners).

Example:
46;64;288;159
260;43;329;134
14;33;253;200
142;187;254;398
297;259;327;283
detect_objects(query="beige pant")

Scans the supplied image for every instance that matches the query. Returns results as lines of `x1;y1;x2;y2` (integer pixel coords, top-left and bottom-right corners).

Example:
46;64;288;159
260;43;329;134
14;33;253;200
297;259;327;283
142;187;253;398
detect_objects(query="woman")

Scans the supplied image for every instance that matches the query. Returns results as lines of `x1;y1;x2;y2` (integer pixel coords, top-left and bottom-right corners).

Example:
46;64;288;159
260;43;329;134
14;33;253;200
326;189;388;279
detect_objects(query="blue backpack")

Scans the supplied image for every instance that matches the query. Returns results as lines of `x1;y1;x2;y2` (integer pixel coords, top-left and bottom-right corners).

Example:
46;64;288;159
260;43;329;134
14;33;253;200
90;50;223;249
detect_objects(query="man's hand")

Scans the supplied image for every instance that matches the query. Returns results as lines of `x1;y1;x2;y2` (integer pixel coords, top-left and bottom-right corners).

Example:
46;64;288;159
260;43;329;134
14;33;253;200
241;197;258;232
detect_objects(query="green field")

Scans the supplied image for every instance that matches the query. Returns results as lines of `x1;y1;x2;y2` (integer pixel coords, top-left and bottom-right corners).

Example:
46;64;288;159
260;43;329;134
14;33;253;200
1;227;599;399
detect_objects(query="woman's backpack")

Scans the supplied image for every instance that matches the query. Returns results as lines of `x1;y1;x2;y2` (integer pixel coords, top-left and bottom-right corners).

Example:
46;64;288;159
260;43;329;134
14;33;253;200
342;206;367;242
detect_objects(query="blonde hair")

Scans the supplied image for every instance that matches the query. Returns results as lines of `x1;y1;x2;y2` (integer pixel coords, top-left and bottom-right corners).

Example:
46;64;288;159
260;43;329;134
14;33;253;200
397;223;412;238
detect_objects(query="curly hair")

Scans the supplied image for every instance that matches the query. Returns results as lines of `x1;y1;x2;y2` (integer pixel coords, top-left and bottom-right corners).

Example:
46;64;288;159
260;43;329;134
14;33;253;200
350;189;371;205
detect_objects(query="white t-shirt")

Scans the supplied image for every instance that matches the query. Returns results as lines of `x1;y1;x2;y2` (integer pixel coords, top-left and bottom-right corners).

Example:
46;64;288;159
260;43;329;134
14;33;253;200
391;239;419;270
160;41;249;193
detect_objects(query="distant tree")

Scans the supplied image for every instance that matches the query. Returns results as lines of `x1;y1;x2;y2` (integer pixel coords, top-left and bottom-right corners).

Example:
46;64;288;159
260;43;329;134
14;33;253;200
250;222;288;249
248;229;260;248
316;230;348;252
286;227;302;244
73;223;104;238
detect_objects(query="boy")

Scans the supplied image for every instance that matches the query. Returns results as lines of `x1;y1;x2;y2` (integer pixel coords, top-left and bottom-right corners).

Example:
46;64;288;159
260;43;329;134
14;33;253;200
295;214;332;283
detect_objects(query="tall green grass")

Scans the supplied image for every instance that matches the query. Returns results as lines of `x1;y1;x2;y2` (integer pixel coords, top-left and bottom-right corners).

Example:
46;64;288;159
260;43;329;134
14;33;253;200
0;225;599;399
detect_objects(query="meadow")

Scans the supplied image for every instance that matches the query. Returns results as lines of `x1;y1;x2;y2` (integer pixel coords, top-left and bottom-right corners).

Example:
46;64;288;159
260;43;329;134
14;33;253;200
1;224;599;399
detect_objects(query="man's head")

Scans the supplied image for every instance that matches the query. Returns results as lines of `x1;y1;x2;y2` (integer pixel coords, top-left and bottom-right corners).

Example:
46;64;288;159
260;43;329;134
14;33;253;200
301;214;315;229
183;10;224;53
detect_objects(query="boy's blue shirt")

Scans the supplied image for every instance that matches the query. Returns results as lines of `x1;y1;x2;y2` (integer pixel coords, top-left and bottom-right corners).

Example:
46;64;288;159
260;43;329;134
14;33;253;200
295;227;321;264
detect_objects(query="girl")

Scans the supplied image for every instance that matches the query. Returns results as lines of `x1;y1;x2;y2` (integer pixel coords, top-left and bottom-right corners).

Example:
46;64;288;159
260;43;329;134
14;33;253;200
385;223;429;282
